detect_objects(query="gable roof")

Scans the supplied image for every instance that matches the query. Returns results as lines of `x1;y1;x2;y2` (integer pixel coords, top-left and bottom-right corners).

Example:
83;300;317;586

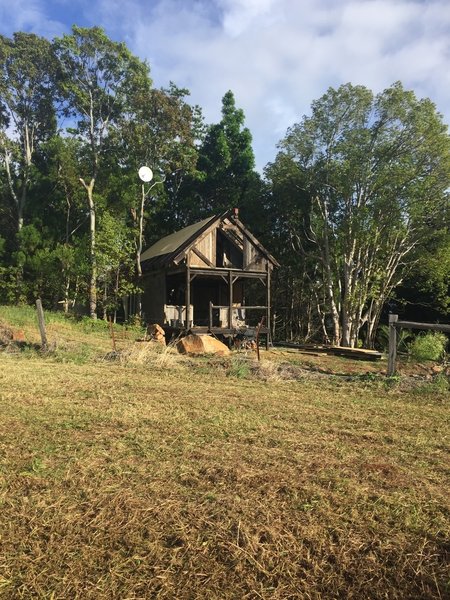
140;216;216;263
141;211;279;270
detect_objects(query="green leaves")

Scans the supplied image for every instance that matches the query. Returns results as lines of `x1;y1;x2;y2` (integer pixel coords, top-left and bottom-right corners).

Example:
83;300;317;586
269;82;450;346
54;26;151;149
193;90;257;216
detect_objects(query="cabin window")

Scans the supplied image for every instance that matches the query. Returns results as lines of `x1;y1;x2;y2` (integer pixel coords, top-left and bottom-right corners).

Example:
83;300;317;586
216;229;243;269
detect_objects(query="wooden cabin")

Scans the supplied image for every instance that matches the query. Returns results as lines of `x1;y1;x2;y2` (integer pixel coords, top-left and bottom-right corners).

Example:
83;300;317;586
140;209;279;344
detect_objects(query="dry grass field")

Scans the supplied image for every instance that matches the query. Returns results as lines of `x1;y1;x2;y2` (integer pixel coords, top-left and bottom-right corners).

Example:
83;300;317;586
0;307;449;599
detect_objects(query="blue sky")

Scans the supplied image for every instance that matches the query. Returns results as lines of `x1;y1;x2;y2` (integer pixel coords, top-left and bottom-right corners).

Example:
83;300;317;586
1;0;449;170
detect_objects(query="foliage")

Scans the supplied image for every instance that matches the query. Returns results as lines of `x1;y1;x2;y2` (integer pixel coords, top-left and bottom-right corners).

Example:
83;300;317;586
0;32;59;232
0;26;448;338
227;355;251;378
267;82;450;347
376;324;414;354
53;26;152;318
408;331;448;362
400;227;450;318
185;90;259;219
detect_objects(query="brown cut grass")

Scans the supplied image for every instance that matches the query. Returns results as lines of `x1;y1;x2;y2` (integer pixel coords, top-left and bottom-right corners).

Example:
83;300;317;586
0;353;449;599
0;306;449;598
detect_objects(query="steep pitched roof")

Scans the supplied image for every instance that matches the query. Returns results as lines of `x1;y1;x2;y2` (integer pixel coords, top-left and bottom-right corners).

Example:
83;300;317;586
140;215;221;268
140;211;279;270
140;216;215;263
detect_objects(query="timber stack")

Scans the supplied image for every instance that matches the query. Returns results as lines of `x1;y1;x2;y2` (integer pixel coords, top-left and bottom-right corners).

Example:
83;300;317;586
147;323;166;346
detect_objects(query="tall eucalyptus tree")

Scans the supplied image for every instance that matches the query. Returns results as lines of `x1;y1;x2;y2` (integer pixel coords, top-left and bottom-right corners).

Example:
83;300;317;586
267;82;450;347
54;26;151;318
0;32;59;233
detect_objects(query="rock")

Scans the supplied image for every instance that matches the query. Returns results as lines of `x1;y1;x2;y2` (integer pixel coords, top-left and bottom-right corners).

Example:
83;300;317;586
201;335;231;356
147;323;165;337
176;334;206;355
12;329;26;342
176;334;230;356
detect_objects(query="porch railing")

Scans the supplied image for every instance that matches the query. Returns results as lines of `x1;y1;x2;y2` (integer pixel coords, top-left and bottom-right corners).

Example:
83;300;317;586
164;304;194;327
208;301;267;330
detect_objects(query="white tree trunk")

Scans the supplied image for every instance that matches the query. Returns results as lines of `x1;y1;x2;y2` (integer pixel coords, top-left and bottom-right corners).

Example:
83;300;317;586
80;177;97;319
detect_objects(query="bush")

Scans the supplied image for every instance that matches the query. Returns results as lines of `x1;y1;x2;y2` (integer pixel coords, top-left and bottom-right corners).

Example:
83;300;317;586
376;324;414;353
408;332;448;362
227;356;251;378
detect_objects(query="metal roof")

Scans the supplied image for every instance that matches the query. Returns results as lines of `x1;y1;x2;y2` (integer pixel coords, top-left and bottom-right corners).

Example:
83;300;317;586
140;211;280;271
140;216;216;264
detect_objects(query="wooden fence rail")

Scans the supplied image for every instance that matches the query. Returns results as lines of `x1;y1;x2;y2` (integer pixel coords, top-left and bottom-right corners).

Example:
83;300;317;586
387;314;450;376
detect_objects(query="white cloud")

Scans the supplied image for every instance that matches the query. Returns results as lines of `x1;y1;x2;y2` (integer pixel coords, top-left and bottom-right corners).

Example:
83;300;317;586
218;0;279;36
1;0;449;170
112;0;450;168
0;0;66;38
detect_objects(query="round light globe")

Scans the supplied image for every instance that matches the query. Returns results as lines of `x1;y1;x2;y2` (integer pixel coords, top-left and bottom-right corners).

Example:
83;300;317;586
138;166;153;182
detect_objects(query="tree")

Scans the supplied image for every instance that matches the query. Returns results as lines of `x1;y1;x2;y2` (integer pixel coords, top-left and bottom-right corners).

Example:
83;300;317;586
54;26;151;318
95;211;135;320
397;226;450;322
0;32;58;233
115;83;202;274
39;136;89;311
267;82;450;347
191;90;257;217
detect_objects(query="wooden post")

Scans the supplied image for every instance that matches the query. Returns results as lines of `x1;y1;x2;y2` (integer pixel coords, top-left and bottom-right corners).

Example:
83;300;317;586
228;270;233;330
35;299;48;351
266;265;271;350
186;263;191;330
388;314;398;376
108;316;117;352
209;301;213;331
255;316;265;362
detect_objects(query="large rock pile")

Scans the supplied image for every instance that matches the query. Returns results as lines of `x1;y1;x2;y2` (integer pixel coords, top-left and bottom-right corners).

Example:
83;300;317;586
176;334;230;356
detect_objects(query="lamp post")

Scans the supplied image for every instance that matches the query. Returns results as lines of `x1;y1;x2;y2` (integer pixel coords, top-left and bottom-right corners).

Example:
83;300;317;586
135;167;165;318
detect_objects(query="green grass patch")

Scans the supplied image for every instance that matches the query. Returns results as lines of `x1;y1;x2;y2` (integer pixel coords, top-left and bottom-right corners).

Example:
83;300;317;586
408;331;448;362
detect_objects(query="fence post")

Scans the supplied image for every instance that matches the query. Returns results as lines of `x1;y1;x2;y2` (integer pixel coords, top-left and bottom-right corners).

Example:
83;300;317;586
255;316;265;362
35;298;48;351
108;316;117;352
388;314;398;376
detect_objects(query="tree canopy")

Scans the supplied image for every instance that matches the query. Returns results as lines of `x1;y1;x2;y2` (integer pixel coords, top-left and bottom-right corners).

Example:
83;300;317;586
266;82;450;346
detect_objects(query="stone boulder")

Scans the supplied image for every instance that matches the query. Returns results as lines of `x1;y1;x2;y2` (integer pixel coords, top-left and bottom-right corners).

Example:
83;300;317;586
12;329;26;342
176;334;230;356
201;335;231;356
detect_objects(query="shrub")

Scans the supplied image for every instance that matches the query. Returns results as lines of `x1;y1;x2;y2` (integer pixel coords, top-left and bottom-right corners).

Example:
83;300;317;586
227;356;251;378
408;332;448;362
377;324;414;353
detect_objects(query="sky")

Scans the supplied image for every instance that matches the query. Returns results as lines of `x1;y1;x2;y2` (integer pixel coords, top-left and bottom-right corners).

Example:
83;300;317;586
1;0;449;171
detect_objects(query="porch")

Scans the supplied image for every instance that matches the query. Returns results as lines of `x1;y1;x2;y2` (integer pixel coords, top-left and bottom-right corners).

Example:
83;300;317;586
155;266;272;346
